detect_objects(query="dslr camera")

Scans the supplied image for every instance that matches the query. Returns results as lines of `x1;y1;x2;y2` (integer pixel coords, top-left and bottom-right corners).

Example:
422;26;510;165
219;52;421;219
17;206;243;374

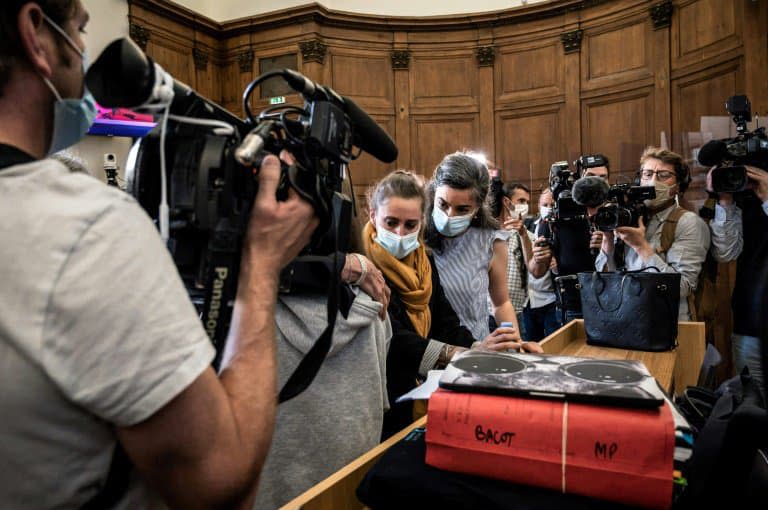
699;95;768;192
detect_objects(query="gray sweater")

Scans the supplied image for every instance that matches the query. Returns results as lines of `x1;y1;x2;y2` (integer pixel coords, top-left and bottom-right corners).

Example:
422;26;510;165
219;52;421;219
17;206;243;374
254;290;391;509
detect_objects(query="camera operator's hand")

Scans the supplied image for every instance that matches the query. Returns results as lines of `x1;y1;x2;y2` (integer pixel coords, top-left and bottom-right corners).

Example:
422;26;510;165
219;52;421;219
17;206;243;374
343;253;391;320
706;166;734;206
616;216;654;260
532;237;553;265
590;230;605;251
600;229;615;256
244;153;319;271
746;166;768;202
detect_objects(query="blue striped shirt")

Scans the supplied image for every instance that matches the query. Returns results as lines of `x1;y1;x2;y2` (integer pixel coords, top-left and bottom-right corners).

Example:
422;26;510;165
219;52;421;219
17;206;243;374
433;227;509;340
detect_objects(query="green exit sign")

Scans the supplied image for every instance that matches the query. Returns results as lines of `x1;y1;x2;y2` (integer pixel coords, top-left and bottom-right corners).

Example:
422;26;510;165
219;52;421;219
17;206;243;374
269;96;286;105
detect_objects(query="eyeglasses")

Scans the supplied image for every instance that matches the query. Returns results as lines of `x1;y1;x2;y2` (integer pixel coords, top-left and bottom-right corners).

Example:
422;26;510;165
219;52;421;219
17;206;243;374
640;169;676;180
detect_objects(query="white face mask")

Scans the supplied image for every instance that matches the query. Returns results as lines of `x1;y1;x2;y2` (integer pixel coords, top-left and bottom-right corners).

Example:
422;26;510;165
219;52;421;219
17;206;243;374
539;206;553;219
432;206;472;237
375;228;420;259
513;203;529;218
644;181;677;210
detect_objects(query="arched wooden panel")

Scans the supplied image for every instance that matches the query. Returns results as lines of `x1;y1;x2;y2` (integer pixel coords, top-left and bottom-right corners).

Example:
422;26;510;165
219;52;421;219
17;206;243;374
582;88;655;176
409;52;479;112
582;18;653;89
672;0;742;71
329;51;394;112
495;106;565;193
496;41;563;104
409;114;480;175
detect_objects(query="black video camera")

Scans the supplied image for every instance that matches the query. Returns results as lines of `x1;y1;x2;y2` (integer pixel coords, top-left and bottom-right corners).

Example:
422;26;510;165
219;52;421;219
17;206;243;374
85;39;397;395
574;153;608;176
699;95;768;193
572;176;655;232
592;184;655;231
548;161;587;224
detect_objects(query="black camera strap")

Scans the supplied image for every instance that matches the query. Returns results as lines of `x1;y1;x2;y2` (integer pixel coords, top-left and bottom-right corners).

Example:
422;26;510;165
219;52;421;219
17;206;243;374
278;191;351;403
277;253;341;403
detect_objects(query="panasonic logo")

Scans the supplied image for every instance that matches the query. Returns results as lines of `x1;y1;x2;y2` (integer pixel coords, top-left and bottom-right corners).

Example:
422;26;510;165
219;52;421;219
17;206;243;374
204;267;228;338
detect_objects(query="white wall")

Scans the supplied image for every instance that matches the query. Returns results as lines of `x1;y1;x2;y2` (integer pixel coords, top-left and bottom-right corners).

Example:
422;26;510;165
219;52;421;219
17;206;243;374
173;0;544;22
71;0;133;185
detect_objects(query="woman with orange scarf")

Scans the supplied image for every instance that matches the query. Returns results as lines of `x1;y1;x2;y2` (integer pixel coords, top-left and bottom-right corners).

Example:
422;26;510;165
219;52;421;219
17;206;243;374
364;170;538;438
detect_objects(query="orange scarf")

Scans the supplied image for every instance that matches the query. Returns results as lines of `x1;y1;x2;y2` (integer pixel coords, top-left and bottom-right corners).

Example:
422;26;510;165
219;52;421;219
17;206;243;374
363;222;432;338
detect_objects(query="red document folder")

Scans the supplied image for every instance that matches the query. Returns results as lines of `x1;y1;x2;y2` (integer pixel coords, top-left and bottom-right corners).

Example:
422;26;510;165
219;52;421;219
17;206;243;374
425;389;674;509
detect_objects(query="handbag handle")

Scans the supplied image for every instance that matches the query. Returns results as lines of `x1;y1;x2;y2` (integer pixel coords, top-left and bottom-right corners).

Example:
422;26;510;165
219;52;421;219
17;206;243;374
591;267;663;313
591;271;627;313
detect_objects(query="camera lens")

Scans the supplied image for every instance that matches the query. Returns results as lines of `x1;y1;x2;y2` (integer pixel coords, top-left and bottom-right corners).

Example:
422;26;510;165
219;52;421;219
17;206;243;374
712;166;748;193
594;205;632;231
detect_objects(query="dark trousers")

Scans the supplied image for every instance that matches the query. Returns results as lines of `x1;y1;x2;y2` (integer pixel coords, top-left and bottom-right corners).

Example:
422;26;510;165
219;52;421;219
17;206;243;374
522;302;559;341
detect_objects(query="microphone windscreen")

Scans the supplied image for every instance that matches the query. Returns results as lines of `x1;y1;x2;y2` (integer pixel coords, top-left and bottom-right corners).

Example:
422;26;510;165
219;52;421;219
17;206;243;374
342;96;398;163
697;140;728;167
572;176;610;207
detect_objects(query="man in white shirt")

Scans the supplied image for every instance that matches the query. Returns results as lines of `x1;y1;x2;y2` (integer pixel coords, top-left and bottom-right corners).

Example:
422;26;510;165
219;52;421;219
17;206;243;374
707;163;768;391
524;188;559;340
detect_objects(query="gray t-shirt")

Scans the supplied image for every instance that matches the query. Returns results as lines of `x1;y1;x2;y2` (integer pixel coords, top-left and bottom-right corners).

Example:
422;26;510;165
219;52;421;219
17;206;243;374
0;159;214;508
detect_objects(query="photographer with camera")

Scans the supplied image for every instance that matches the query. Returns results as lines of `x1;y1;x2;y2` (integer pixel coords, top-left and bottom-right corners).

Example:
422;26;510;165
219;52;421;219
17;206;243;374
706;163;768;390
544;160;596;325
595;147;710;320
0;2;319;508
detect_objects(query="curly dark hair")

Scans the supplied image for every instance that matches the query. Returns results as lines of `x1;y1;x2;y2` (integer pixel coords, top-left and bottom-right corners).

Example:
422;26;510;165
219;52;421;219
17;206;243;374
424;151;499;252
0;1;77;96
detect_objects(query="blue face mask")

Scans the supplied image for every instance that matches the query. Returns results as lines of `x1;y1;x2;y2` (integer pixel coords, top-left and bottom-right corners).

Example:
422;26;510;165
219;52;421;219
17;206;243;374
432;206;473;237
375;228;420;259
41;15;97;155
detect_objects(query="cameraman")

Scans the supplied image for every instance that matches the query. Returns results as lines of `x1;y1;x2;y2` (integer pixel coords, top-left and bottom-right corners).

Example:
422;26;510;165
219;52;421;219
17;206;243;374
0;2;318;508
577;153;610;252
707;164;768;389
596;147;710;320
579;153;610;181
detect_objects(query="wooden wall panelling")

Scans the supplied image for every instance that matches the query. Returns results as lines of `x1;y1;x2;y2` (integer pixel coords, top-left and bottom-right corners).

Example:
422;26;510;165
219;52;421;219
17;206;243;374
477;26;496;162
495;104;566;196
580;14;653;92
328;48;393;113
495;38;565;106
409;114;480;176
670;58;743;152
651;3;672;152
742;0;768;115
408;49;480;113
562;11;582;166
393;32;412;172
191;33;221;103
581;87;655;178
671;0;743;73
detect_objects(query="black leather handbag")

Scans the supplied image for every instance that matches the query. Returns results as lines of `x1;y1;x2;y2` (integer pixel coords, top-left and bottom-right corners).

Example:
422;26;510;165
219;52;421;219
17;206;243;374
577;268;680;352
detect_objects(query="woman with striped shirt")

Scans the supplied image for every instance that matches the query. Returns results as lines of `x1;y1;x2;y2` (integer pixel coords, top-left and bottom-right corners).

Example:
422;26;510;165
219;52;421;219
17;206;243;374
424;152;538;344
